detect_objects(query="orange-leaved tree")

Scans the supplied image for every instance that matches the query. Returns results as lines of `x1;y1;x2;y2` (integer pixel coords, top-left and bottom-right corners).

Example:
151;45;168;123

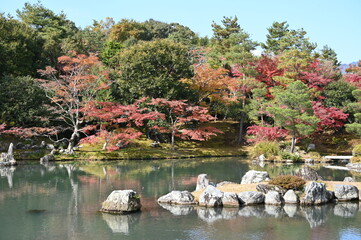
37;51;110;154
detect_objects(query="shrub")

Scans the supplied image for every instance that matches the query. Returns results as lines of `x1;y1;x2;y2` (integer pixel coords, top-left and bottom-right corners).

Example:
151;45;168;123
280;152;302;162
351;156;361;163
352;144;361;157
269;175;306;190
249;141;280;159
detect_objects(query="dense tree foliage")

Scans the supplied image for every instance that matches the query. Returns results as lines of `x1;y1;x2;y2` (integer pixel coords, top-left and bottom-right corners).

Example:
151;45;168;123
1;4;360;154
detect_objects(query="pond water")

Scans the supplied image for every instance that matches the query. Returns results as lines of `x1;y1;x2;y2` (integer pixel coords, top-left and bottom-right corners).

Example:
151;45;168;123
1;158;361;240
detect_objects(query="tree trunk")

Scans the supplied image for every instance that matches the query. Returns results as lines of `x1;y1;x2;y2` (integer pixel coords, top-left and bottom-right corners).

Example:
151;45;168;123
67;123;79;154
290;134;297;153
238;112;245;145
171;129;175;151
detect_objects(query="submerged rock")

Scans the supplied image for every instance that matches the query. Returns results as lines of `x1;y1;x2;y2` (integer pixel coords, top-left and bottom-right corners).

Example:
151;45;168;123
157;191;195;205
300;182;334;205
238;191;265;205
196;174;210;191
241;170;270;184
199;185;223;207
334;184;359;201
101;190;141;214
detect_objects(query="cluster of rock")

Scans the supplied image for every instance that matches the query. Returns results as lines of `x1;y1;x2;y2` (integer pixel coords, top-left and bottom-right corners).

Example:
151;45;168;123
0;143;17;166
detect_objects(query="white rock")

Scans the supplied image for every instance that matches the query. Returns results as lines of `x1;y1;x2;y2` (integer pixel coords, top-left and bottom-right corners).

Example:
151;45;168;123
300;182;333;205
196;174;209;191
238;191;265;205
284;190;299;204
222;192;240;207
101;190;141;213
241;170;270;184
157;191;195;205
334;184;359;201
265;190;284;205
199;185;223;207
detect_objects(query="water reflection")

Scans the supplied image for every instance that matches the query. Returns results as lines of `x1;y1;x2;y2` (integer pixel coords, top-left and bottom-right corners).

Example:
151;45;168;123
102;213;140;234
0;159;361;240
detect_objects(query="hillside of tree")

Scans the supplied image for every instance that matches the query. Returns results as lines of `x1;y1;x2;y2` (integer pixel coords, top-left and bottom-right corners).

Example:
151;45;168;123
1;3;361;161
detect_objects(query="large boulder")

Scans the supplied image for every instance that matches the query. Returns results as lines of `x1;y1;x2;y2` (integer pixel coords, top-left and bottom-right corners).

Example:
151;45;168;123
283;190;299;204
196;174;209;191
334;184;359;201
238;191;265;205
221;192;240;207
241;170;270;184
40;153;55;163
295;166;322;181
157;191;196;205
300;182;334;205
199;185;223;207
0;143;16;166
101;190;141;214
265;190;284;205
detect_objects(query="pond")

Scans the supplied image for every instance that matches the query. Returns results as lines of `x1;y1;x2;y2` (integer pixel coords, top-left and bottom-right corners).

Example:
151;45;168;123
0;157;361;240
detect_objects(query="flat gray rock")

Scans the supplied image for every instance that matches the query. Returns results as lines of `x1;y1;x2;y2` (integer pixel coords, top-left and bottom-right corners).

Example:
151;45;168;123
241;170;270;184
334;184;359;201
157;191;195;205
238;191;265;205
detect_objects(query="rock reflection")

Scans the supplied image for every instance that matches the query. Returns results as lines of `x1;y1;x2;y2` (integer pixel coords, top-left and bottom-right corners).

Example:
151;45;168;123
265;205;284;218
0;166;15;188
197;207;223;223
159;203;195;216
334;203;359;218
301;205;332;228
283;204;298;218
238;205;266;218
102;213;140;234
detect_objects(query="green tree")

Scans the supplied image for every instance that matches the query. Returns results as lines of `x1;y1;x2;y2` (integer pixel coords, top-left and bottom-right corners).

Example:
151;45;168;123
323;80;357;109
345;89;361;138
0;75;48;126
17;2;82;65
267;81;319;152
261;21;316;55
319;45;340;67
115;39;194;103
0;14;43;76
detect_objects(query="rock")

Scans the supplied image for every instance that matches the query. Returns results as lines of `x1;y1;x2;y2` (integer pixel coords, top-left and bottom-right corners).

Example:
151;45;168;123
157;191;195;205
222;192;240;207
0;143;16;166
196;174;209;191
159;203;194;215
305;158;314;163
265;190;284;205
101;190;141;214
334;184;359;201
46;144;55;150
238;191;265;205
150;141;160;148
307;144;316;151
258;154;266;161
217;181;236;186
300;182;334;205
346;163;361;170
256;184;286;195
40;153;55;163
199;185;223;207
343;177;354;182
334;203;359;218
241;170;270;184
295;166;322;181
283;190;299;204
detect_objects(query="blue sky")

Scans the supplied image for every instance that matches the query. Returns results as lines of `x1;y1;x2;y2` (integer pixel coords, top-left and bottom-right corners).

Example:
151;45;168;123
2;0;360;63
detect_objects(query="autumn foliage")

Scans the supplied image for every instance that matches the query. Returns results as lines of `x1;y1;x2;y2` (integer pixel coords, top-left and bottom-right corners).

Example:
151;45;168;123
246;125;288;143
